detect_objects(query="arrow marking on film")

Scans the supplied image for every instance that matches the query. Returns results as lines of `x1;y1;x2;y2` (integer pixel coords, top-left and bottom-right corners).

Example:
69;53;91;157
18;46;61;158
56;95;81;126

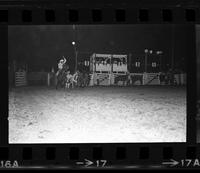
84;159;94;167
76;159;94;167
162;159;179;167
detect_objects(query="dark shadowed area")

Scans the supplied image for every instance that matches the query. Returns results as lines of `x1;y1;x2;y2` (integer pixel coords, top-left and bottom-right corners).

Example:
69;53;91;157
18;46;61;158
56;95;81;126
8;25;188;72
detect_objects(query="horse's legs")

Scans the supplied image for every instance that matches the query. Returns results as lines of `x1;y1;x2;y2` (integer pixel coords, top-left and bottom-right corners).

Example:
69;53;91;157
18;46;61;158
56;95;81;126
64;82;66;90
72;82;75;88
56;81;59;89
57;81;61;90
55;76;58;89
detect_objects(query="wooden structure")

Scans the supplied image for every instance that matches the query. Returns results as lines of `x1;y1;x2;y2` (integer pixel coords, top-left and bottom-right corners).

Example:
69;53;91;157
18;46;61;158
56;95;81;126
89;53;128;86
15;71;27;87
12;60;28;87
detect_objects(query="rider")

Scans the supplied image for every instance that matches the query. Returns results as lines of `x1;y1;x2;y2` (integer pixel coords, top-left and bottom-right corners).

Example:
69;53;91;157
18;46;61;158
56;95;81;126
56;56;67;77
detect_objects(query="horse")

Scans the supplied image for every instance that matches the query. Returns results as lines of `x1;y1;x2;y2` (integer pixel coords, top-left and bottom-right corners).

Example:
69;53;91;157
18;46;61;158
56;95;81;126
56;70;67;89
55;64;69;89
56;68;90;89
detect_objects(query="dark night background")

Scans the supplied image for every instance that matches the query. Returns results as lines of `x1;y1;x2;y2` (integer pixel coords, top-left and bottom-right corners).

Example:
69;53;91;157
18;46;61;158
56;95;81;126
196;25;200;99
8;24;188;72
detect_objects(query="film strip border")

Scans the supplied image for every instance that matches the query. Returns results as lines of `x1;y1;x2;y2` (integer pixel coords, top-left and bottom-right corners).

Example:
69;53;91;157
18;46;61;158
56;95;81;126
0;1;200;24
0;0;199;169
0;144;200;168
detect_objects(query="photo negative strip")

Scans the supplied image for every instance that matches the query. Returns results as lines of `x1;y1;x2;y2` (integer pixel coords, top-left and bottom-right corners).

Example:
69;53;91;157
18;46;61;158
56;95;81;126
0;0;199;170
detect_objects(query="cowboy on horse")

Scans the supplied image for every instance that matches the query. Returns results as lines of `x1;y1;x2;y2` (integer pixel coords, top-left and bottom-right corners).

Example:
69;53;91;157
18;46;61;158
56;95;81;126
55;56;90;89
56;56;67;77
55;56;69;89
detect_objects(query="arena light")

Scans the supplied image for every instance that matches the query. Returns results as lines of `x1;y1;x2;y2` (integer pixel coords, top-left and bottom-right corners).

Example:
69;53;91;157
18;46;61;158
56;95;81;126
144;49;148;53
156;51;163;55
72;41;76;45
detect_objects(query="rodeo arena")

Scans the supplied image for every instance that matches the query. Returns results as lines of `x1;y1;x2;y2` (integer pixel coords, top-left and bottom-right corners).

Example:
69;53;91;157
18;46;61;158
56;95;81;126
9;50;187;143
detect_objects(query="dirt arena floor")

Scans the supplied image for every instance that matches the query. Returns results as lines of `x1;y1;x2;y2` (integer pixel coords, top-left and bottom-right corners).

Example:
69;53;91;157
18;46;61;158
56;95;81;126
9;86;186;143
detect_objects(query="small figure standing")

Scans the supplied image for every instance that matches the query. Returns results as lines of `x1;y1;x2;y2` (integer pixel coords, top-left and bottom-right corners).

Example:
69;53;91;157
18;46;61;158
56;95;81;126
65;71;72;89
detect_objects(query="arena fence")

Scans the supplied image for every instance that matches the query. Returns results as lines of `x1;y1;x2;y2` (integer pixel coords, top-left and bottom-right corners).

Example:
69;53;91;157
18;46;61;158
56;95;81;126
90;72;186;86
143;73;160;85
46;72;186;87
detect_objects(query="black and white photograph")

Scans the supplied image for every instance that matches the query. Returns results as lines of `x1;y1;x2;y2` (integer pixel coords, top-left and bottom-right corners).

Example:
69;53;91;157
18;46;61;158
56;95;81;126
8;25;187;143
196;25;200;143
